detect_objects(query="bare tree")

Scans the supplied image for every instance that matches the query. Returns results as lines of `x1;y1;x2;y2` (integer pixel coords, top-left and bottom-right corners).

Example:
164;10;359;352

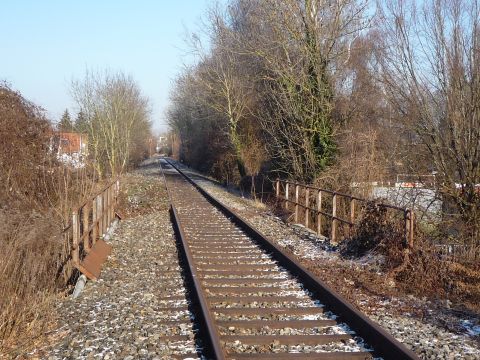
378;0;480;245
71;70;151;177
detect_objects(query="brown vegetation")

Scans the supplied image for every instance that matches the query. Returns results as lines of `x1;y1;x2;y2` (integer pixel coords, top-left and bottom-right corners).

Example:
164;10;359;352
0;84;95;354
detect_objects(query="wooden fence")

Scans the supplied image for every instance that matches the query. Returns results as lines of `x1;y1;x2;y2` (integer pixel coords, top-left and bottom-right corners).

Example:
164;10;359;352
275;180;415;246
61;179;120;283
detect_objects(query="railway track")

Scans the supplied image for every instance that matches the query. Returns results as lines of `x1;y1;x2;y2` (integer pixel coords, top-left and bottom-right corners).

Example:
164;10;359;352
160;158;418;360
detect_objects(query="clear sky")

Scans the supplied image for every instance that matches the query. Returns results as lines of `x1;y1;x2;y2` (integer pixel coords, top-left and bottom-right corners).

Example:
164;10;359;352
0;0;219;133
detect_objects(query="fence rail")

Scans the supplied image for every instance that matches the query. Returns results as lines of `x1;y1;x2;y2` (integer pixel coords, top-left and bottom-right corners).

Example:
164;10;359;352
61;179;120;282
275;180;415;246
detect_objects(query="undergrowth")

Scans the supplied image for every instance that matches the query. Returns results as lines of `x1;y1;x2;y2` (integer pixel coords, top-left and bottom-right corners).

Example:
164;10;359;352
341;201;480;311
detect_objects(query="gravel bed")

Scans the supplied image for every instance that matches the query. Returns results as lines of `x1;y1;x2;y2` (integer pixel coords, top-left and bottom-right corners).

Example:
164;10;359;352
174;161;480;360
223;339;366;354
33;166;200;360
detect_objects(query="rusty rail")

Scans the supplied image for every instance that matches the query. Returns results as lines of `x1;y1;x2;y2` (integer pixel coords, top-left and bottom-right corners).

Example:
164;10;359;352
275;179;415;246
61;178;120;282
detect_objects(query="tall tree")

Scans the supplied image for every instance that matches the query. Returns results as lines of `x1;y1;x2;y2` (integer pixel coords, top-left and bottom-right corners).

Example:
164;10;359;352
74;110;88;132
379;0;480;244
71;70;152;177
58;109;73;132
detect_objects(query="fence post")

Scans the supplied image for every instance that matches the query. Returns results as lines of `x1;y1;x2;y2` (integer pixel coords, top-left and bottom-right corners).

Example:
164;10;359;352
92;197;98;245
97;194;103;239
106;186;111;231
317;190;322;236
350;198;355;237
407;209;415;248
110;185;115;222
72;211;79;266
305;187;310;229
102;191;107;235
82;204;90;252
295;184;300;222
285;182;289;210
331;193;337;244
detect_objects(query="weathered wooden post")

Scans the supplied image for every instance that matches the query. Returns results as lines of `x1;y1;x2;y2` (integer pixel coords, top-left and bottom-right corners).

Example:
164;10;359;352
96;194;103;239
102;190;107;234
317;190;322;236
406;209;415;248
92;197;98;245
111;184;115;221
305;187;310;229
106;186;111;230
350;198;356;237
72;211;80;266
285;182;289;210
331;193;338;244
295;184;300;222
82;204;90;252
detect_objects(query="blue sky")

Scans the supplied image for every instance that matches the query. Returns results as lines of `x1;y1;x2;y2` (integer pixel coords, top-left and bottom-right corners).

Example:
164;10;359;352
0;0;220;132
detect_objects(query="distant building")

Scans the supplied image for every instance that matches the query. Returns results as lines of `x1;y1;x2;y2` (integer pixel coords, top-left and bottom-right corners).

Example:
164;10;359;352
54;132;88;155
50;131;88;168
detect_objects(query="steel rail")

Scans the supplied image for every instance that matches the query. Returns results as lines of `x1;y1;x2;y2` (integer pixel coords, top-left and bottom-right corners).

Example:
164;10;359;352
170;205;226;359
160;160;226;359
165;158;419;360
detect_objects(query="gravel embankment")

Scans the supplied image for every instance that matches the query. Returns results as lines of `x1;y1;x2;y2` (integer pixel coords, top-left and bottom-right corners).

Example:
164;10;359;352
29;161;200;360
175;161;480;360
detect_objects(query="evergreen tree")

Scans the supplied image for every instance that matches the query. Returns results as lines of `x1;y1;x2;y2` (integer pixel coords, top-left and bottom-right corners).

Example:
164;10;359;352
74;110;88;132
58;109;73;131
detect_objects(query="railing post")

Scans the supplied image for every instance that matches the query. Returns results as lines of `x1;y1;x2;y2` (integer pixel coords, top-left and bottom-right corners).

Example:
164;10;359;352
350;198;355;237
295;184;300;223
317;190;322;236
92;197;98;245
82;204;90;252
285;182;289;210
72;211;79;266
106;186;111;230
406;209;415;248
110;185;114;223
305;187;310;229
97;194;103;239
102;191;107;235
331;193;337;244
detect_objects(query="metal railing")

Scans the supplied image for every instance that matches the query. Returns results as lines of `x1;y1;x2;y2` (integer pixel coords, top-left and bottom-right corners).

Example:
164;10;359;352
61;179;120;282
275;179;415;245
